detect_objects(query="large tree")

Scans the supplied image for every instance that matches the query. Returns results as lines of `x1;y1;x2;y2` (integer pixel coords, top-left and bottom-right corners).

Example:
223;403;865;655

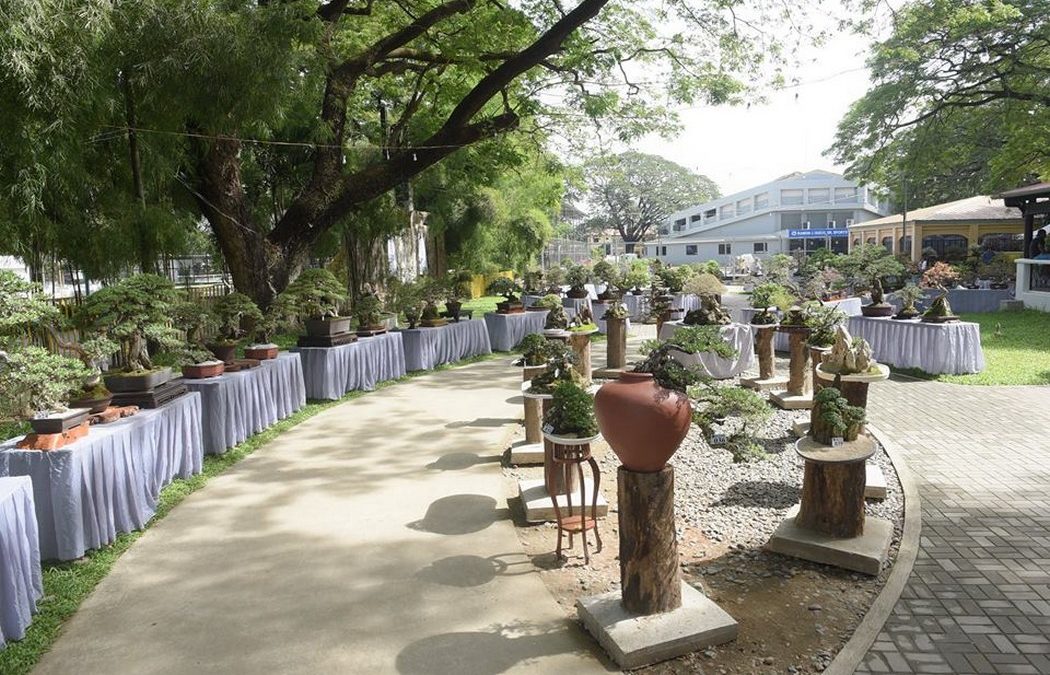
829;0;1049;207
583;151;719;249
3;0;812;305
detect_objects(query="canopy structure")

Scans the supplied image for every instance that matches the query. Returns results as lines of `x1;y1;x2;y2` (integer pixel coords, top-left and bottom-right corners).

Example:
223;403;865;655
999;183;1050;257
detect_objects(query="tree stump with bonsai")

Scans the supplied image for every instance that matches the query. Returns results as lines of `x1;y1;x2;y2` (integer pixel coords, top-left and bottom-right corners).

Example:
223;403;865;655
618;466;681;614
606;318;627;370
780;328;812;396
794;436;873;539
755;325;777;379
810;346;831;394
569;333;594;382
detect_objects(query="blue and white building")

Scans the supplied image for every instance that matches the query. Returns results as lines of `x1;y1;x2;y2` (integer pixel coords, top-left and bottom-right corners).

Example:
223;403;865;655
643;170;890;264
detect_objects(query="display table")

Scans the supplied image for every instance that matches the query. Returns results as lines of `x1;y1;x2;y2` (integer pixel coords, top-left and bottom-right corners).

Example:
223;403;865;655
294;332;407;401
0;392;204;561
484;311;548;351
846;315;985;375
658;321;756;379
184;352;306;455
886;288;1013;315
741;297;863;350
672;293;703;314
400;320;492;371
0;477;42;646
623;293;646;320
826;296;863;316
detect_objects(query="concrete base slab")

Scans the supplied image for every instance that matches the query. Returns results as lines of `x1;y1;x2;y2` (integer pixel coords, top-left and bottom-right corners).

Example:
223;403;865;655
508;441;544;465
770;391;813;410
576;582;738;670
519;478;608;523
766;512;893;576
866;463;888;499
741;375;788;392
792;421;810;438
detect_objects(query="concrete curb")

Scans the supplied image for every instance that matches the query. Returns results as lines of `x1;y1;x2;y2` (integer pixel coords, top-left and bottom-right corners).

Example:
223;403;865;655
824;423;922;675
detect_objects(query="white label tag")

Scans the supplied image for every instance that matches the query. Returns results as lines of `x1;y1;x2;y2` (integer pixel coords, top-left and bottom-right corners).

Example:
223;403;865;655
711;433;727;446
831;437;844;447
542;423;555;434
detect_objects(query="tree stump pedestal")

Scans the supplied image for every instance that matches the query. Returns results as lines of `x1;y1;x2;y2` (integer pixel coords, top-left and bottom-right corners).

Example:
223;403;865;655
766;435;893;575
741;323;788;391
569;329;598;383
509;365;548;465
576;465;739;669
770;327;814;409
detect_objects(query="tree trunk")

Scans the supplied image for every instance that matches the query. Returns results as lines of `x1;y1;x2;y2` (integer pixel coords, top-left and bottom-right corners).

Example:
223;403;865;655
121;70;156;275
810;346;830;393
619;466;681;615
840;381;871;410
796;460;866;538
756;326;776;379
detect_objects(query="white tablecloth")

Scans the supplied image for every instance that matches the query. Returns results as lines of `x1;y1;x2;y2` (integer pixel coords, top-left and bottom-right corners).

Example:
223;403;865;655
184;352;306;455
827;296;864;316
484;311;549;351
589;301;633;335
294;332;407;401
0;477;41;646
623;293;646;320
672;293;703;313
846;315;985;375
658;321;756;379
400;320;492;371
0;392;204;560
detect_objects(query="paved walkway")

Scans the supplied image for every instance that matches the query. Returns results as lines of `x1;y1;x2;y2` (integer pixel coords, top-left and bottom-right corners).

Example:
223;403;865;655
35;359;610;674
859;378;1050;674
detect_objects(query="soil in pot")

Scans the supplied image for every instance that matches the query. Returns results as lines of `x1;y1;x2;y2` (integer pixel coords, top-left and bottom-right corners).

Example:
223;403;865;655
68;393;114;414
356;325;388;337
207;342;238;363
104;367;173;393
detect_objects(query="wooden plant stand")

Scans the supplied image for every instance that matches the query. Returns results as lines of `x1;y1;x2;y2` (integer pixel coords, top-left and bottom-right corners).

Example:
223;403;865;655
606;317;627;370
770;326;813;409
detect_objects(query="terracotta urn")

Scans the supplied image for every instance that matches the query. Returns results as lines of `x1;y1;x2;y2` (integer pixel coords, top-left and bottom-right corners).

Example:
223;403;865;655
594;372;692;472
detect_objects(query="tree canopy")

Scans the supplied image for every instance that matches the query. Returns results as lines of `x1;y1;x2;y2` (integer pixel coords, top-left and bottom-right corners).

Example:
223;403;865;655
829;0;1049;207
582;151;720;247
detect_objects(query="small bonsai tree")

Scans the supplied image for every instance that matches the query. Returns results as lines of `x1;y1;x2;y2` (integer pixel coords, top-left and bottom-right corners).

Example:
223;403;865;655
806;304;847;348
544;303;570;330
691;383;772;462
624;260;650;292
487;277;522;303
168;300;219;365
77;273;182;372
444;270;472;305
564;263;591;297
354;286;386;330
513;334;549;367
543;380;598;438
656;264;692;293
0;346;91;419
275;268;347;321
683;272;726;298
211;292;264;346
812;387;866;442
528;348;581;394
920;261;960;290
543;266;565;295
602;302;629;321
749;282;794;324
683;295;731;326
923;293;957;321
522;269;544;294
387;277;424;328
841;244;905;306
765;253;796;285
663;324;738;359
893;284;925;319
532;294;563;311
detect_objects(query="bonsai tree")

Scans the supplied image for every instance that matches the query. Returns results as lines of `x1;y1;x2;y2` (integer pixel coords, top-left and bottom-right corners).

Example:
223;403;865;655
387;277;424;328
661;324;737;359
690;260;723;279
353;286;386;331
764;253;796;285
812;387;866;443
513;334;550;367
543;380;598;438
0;346;91;420
168;300;219;366
691;383;772;462
533;294;563;311
806;304;847;348
920;261;960;290
624;260;650;293
211;292;264;346
77;273;182;372
444;269;472;309
749;282;794;324
522;269;544;295
602;302;629;321
893;284;925;319
656;264;692;293
841;244;905;309
544;303;570;330
922;293;958;322
543;266;565;295
0;271;58;345
564;263;591;298
275;268;347;321
486;277;522;304
528;348;582;394
633;340;707;393
683;272;726;298
683;295;731;326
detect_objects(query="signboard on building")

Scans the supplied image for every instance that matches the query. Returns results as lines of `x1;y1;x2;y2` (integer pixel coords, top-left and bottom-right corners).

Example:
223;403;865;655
788;228;849;239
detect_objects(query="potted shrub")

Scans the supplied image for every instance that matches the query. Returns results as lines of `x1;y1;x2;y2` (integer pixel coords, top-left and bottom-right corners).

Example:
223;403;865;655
564;263;591;299
749;282;793;325
592;260;625;301
513;334;551;367
354;286;387;336
276;268;350;337
922;293;959;323
444;270;472;321
77;274;183;392
892;284;925;320
656;264;692;294
544;302;571;333
487;277;524;313
522;269;544;295
920;261;960;291
624;261;650;295
810;387;866;444
543;380;599;440
206;292;264;362
527;349;582;395
166;300;224;377
387;277;424;329
0;346;92;435
692;383;772;462
841;244;905;317
543;266;565;296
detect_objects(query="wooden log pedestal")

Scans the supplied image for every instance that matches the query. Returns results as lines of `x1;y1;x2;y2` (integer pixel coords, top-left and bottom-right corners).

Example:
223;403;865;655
765;435;893;575
605;317;628;371
809;346;831;394
509;364;549;465
770;326;813;410
741;322;788;391
569;328;598;383
576;465;738;669
814;363;890;411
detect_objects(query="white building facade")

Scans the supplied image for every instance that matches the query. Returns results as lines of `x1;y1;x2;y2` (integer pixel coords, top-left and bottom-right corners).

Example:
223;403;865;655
642;170;889;265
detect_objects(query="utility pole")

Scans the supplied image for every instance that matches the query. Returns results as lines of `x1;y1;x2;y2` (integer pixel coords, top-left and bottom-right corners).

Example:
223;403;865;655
901;170;909;260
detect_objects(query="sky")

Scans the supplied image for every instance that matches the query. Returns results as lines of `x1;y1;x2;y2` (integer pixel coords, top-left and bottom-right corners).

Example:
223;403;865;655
634;29;876;197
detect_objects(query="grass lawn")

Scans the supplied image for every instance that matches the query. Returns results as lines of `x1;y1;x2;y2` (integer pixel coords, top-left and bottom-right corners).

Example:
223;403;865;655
894;309;1050;386
463;294;501;314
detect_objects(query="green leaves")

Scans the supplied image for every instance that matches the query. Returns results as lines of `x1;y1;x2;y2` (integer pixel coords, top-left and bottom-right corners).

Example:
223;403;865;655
544;380;598;438
0;346;91;418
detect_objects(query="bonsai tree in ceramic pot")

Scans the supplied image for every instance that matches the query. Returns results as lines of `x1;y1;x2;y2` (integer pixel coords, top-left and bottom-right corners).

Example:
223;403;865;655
276;268;350;337
77;273;183;392
0;346;93;435
656;264;692;294
169;300;225;378
387;277;424;329
444;269;472;320
624;260;650;295
841;244;905;317
749;282;794;325
353;285;387;336
207;292;264;362
513;333;552;368
592;260;625;301
564;263;591;299
682;273;730;325
543;266;565;296
522;268;544;295
543;380;599;439
487;277;524;313
892;284;925;320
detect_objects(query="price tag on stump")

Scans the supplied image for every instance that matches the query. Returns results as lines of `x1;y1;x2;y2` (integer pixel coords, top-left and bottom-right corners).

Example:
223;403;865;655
831;437;844;447
542;423;555;434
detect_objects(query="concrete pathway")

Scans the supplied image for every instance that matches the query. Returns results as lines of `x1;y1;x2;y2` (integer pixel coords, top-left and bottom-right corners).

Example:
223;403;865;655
859;378;1050;674
35;359;610;674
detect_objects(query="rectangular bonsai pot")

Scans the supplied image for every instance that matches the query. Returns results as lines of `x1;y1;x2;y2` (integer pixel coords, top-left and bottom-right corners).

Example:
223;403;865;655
244;345;279;360
29;408;91;435
104;367;173;393
182;362;226;379
305;317;352;337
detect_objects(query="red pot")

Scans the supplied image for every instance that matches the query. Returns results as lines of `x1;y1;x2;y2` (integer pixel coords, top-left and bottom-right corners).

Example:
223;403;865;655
594;372;692;472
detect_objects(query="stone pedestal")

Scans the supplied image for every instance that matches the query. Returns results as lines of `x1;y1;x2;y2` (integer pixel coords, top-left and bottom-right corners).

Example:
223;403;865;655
519;478;608;522
754;324;778;380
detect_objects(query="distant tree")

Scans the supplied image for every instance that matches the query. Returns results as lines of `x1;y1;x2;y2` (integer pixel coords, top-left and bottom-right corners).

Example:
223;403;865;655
829;0;1049;206
583;152;719;251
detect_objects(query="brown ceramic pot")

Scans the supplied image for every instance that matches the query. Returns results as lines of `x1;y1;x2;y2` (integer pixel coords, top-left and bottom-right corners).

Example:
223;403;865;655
594;371;691;472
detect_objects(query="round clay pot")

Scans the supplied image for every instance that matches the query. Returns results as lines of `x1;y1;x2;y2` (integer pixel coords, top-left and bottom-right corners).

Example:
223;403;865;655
594;371;691;472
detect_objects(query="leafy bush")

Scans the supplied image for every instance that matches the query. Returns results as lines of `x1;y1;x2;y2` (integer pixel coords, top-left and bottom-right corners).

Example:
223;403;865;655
920;261;960;289
806;304;847;348
486;276;522;300
533;294;563;310
211;292;264;344
544;380;598;438
354;292;385;328
564;263;591;290
684;272;726;297
657;265;692;293
274;268;347;321
749;282;795;322
0;346;91;418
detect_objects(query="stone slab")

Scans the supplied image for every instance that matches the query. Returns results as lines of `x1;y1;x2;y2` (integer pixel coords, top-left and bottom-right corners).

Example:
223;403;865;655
865;462;888;499
576;582;739;670
519;478;608;523
770;391;813;410
740;375;788;392
508;441;544;465
792;421;810;438
766;512;893;576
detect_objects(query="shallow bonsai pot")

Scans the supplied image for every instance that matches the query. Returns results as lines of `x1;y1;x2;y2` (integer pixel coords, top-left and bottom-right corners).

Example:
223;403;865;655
104;367;172;393
445;301;462;321
526;305;549;312
356;325;388;337
861;303;894;318
182;361;225;379
29;408;91;435
305;316;352;337
892;310;921;320
497;302;525;314
206;342;238;363
816;362;890;384
67;393;113;415
921;314;960;323
420;318;448;327
244;344;279;360
566;288;589;299
776;324;812;335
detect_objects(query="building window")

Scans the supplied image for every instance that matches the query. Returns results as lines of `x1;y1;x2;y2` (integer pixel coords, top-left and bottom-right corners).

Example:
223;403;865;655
736;198;752;215
898;236;912;254
832;211;854;226
753;242;767;253
690;214;702;223
704;208;717;220
979;233;1023;252
754;192;769;209
685;245;698;255
881;236;893;252
809;213;830;227
781;189;804;205
866;237;876;245
718;243;732;255
673;218;687;232
720;204;735;219
659;227;669;235
781;212;803;230
922;235;968;261
661;246;667;256
834;187;858;203
808;188;830;205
